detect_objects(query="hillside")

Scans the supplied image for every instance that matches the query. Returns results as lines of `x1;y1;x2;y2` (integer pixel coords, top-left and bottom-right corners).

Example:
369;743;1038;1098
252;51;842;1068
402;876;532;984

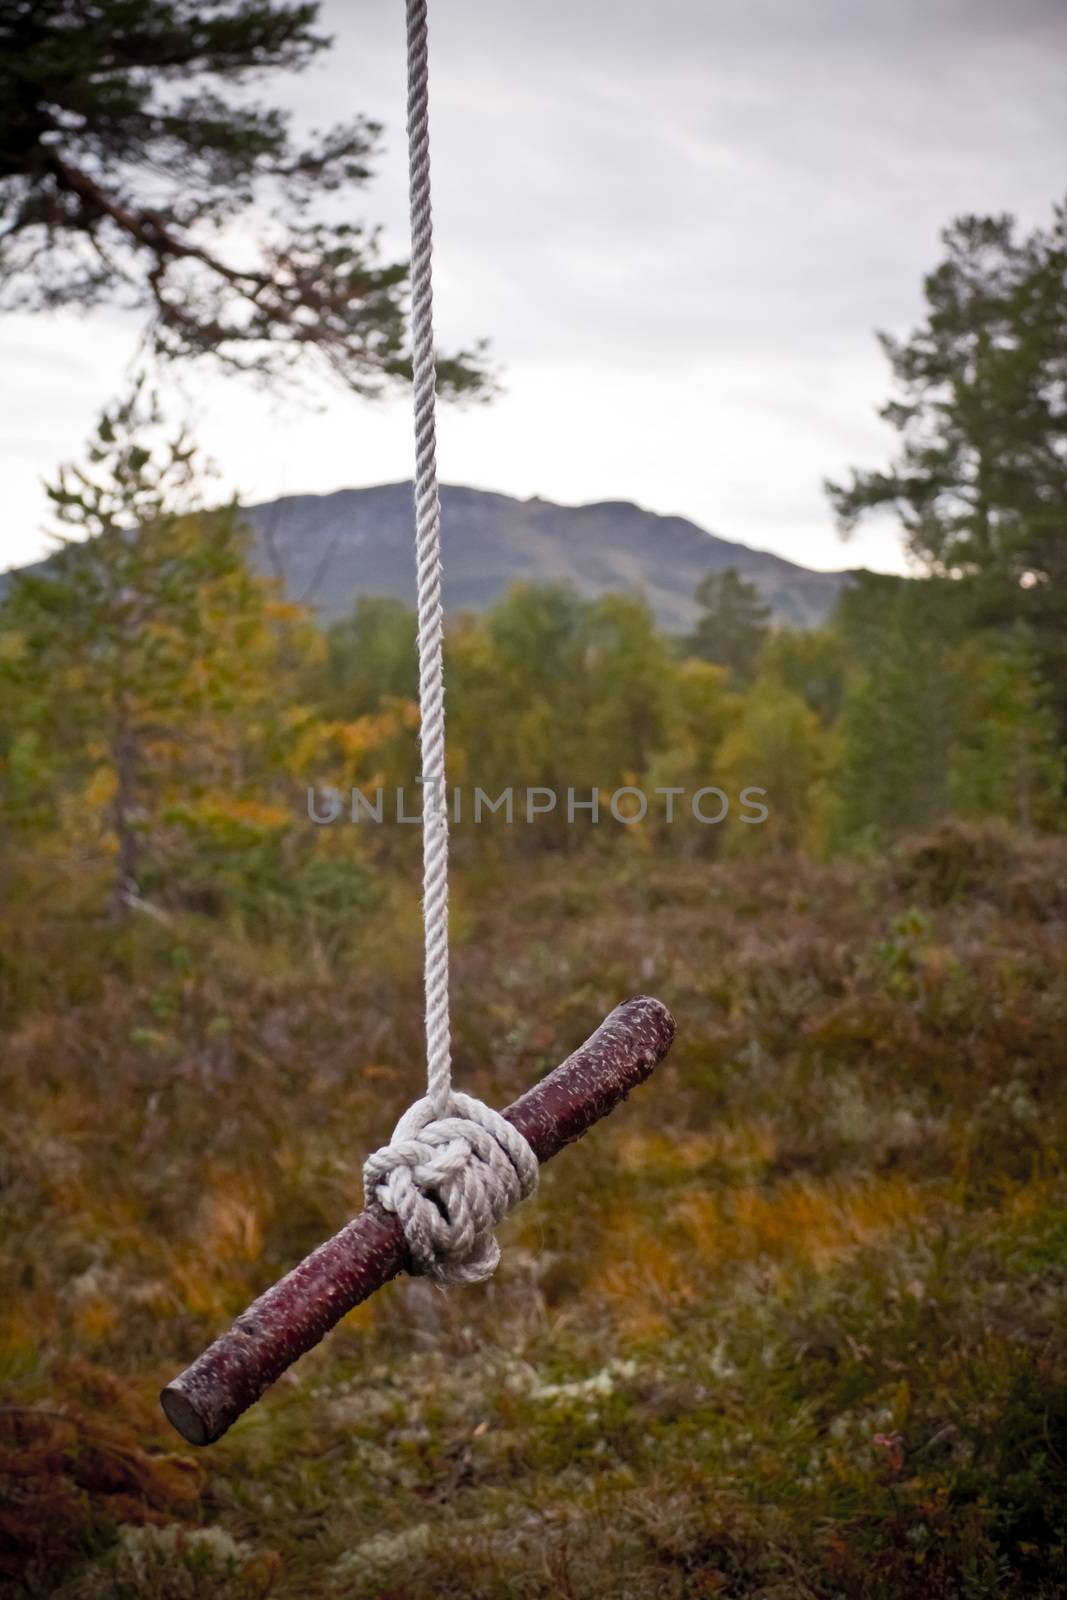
243;482;853;629
1;484;855;629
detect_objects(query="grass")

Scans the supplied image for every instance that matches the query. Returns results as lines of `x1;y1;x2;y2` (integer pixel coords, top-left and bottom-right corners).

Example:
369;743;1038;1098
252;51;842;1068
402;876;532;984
2;822;1066;1597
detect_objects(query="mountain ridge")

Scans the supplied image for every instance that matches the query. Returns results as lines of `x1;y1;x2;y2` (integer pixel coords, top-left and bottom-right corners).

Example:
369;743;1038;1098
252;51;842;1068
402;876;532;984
241;481;855;630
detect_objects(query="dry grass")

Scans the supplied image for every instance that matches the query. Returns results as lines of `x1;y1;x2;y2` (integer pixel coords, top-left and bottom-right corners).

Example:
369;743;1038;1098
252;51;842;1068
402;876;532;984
2;824;1066;1596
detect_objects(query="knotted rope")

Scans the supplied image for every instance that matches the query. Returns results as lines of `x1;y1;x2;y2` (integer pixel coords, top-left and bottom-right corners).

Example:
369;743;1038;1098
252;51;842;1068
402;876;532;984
363;1093;538;1287
362;0;537;1286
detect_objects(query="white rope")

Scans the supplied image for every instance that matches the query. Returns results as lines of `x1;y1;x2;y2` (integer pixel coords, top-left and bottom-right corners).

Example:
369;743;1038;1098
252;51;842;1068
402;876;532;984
404;0;450;1119
363;1092;537;1287
362;0;537;1286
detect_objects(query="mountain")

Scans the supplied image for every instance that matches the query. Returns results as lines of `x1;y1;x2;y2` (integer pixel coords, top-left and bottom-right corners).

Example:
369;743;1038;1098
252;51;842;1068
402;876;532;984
242;483;853;631
1;484;854;630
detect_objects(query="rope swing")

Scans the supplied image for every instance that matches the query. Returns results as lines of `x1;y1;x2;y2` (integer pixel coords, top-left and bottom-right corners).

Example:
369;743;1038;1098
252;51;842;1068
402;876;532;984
160;0;676;1449
361;0;540;1288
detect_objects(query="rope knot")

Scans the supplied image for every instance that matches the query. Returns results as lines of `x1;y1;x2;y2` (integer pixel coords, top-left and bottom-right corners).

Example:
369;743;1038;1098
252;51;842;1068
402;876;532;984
363;1091;538;1286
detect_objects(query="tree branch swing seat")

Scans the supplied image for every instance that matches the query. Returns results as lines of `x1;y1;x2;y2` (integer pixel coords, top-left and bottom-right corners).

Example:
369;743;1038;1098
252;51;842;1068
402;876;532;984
161;0;676;1448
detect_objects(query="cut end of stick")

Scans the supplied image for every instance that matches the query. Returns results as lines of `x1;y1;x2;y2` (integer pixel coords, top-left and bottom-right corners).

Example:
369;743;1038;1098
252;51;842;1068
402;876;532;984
159;1385;210;1447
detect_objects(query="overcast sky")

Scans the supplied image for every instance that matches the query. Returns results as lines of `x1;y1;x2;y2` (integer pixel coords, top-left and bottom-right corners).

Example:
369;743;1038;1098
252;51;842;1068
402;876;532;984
2;0;1065;574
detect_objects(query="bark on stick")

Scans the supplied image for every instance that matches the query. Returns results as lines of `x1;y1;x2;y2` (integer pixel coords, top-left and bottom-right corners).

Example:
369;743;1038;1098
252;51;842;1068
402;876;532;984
161;995;675;1446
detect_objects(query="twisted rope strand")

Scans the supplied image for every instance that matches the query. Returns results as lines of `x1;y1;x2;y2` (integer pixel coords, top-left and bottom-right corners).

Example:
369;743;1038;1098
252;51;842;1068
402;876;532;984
362;0;537;1286
406;0;451;1119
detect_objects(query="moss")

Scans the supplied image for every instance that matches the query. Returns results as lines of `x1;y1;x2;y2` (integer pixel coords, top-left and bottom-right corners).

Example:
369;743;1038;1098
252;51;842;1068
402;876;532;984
2;838;1066;1595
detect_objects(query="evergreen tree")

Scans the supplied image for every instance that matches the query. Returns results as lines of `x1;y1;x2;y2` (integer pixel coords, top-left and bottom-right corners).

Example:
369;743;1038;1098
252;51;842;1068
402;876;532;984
826;202;1067;728
826;652;954;851
948;628;1064;831
821;575;1062;849
0;386;308;915
824;577;963;850
0;0;486;394
685;568;772;683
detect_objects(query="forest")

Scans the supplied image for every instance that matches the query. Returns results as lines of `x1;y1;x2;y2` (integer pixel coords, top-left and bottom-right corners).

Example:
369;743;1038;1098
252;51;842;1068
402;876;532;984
1;1;1066;1595
1;371;1062;936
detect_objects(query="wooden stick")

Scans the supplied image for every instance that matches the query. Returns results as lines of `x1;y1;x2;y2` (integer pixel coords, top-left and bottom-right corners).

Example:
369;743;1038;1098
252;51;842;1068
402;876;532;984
161;996;675;1445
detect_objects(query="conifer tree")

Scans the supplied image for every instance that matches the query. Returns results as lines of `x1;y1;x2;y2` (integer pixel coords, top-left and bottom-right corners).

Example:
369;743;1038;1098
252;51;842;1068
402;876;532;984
948;628;1064;831
0;0;486;394
0;386;308;915
685;568;772;683
822;577;964;849
826;202;1067;731
822;575;1062;849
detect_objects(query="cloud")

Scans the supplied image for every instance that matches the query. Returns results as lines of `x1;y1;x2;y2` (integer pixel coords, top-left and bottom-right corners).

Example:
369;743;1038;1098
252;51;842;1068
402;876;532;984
1;0;1064;577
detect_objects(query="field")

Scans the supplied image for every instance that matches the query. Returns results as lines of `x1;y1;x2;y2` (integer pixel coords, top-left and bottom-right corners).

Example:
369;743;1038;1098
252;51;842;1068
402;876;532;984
3;821;1067;1598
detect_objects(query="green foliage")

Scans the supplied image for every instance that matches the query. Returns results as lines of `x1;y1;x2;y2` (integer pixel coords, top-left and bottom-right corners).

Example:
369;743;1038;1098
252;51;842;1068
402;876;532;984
0;0;487;395
583;594;674;779
758;623;847;726
716;676;824;854
156;803;379;938
443;585;676;847
825;623;956;850
3;375;1061;893
297;566;1061;865
825;200;1067;734
306;596;418;720
826;204;1067;592
683;567;771;682
821;575;1063;853
645;658;741;853
948;627;1065;828
0;386;317;916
